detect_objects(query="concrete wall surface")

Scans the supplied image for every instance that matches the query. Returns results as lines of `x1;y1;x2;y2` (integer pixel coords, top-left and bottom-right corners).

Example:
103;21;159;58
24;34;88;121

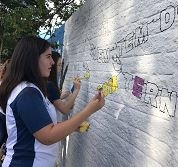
62;0;178;166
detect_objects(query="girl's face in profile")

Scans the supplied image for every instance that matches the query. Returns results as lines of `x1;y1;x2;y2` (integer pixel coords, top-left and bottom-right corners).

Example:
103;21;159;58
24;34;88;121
38;47;54;77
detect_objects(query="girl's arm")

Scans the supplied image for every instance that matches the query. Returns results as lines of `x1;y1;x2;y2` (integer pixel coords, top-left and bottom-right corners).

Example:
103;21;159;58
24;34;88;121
53;77;81;114
33;92;105;145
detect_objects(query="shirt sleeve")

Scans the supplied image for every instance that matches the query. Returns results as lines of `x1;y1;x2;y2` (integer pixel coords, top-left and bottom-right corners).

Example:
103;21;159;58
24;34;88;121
47;81;60;103
14;87;53;134
0;112;7;145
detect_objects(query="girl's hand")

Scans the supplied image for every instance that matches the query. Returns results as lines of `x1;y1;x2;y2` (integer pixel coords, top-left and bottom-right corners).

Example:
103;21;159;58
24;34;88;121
86;91;105;114
73;76;81;91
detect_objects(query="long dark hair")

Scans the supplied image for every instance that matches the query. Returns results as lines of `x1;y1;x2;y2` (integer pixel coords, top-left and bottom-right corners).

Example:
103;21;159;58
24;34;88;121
0;36;50;112
0;59;11;80
48;51;61;86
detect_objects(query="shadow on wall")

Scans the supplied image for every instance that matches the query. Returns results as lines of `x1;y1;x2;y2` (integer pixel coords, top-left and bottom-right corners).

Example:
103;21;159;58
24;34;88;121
134;2;177;167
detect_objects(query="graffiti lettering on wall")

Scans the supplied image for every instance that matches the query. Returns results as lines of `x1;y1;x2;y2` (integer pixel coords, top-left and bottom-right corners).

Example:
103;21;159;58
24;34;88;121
88;4;178;117
95;72;177;117
160;5;176;32
97;76;118;97
66;62;91;82
132;76;145;99
123;74;177;117
90;4;178;64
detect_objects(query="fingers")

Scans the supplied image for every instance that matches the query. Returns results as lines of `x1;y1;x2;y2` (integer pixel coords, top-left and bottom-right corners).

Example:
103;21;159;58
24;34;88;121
73;76;81;91
76;77;81;83
73;76;81;83
93;88;104;101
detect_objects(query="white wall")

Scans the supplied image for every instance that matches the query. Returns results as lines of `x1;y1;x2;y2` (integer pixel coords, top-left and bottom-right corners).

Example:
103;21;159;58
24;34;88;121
62;0;178;166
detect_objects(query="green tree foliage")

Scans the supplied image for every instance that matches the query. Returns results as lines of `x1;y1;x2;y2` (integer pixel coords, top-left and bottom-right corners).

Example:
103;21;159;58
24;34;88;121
0;0;84;62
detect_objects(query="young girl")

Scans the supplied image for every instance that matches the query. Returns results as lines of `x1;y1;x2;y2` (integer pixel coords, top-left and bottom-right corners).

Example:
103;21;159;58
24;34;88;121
0;36;105;167
47;51;80;115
